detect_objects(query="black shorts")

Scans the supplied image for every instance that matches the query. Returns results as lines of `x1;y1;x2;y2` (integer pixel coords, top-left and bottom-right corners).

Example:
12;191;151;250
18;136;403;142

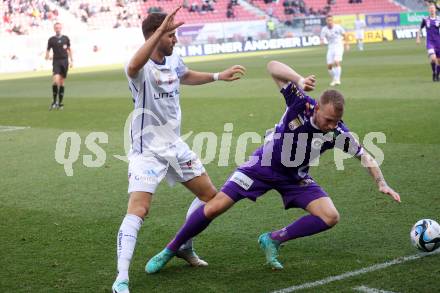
53;59;69;78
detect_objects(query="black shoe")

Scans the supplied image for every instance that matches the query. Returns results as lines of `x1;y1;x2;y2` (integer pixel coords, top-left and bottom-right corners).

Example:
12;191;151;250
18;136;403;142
436;75;440;82
433;74;436;82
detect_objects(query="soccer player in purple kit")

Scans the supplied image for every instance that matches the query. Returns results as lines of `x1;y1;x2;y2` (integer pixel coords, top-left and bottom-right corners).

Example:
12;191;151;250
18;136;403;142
145;61;401;273
417;3;440;81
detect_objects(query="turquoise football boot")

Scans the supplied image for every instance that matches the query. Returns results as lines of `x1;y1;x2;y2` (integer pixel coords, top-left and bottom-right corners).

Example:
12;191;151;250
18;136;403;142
145;248;176;274
258;232;283;270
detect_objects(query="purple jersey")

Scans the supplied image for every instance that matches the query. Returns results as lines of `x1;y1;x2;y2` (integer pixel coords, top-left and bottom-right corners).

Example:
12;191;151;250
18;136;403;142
421;16;440;48
239;82;363;183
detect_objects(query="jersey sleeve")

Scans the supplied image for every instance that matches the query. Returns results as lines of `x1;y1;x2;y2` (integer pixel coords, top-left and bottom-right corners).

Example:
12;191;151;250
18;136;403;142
66;36;71;48
280;81;310;107
125;62;145;92
320;28;326;40
334;122;364;157
176;55;188;79
47;38;52;51
420;18;426;29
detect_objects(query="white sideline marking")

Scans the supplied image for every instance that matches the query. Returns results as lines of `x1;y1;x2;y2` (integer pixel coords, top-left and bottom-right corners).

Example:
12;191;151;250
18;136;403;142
353;285;398;293
0;126;30;133
272;250;440;293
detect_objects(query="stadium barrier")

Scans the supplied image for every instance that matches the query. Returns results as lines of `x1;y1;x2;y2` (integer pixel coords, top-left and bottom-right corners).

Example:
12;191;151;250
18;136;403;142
0;11;429;73
399;11;429;26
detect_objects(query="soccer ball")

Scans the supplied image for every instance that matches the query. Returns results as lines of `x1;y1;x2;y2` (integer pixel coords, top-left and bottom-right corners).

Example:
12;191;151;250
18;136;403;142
410;219;440;252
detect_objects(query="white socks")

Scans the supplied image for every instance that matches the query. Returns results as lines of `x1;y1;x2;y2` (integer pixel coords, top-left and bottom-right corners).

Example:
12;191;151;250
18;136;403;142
328;69;334;80
116;214;143;281
333;66;341;81
115;199;204;280
179;197;205;250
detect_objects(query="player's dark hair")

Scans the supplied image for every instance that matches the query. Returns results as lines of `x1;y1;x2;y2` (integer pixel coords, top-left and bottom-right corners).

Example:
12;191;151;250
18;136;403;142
142;13;167;39
319;89;344;114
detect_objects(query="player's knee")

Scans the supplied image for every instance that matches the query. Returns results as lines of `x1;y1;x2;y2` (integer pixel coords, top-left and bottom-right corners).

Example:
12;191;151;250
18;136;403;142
204;196;229;219
322;210;340;227
203;203;221;219
198;185;217;202
130;205;149;219
127;199;151;219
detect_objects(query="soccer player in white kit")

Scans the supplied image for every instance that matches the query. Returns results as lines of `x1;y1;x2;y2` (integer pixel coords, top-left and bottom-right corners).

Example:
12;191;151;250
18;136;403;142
112;7;246;293
354;14;366;51
320;15;349;86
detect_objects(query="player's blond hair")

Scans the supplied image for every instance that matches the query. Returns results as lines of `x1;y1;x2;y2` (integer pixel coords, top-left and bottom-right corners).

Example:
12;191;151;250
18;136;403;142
319;89;345;114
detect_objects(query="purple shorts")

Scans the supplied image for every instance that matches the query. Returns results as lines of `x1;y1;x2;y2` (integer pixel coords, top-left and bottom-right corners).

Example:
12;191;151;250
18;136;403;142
220;169;328;210
427;42;440;57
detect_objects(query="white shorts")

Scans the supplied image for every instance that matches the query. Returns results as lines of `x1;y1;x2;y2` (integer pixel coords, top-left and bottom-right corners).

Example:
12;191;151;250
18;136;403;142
127;142;205;194
355;31;364;40
327;45;344;64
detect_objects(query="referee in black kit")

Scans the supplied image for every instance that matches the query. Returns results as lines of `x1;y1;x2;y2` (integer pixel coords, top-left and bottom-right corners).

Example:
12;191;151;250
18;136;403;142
45;22;73;110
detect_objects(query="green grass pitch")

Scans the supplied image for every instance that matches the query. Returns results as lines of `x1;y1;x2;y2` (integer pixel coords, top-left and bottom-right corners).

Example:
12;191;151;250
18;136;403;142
0;39;439;292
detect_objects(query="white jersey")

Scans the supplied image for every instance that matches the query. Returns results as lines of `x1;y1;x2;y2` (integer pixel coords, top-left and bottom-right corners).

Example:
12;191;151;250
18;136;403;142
125;52;188;154
354;19;365;38
321;24;345;47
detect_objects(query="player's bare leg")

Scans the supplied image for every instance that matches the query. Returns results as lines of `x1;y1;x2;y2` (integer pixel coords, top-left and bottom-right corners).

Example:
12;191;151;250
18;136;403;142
113;192;152;293
305;197;340;227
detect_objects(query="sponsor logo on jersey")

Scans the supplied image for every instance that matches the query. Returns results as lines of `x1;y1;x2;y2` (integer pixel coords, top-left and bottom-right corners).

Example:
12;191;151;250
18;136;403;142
288;116;304;130
153;89;180;100
230;171;254;190
298;178;315;186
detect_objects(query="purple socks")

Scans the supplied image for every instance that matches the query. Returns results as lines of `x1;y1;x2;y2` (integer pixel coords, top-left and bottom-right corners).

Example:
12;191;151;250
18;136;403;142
167;205;211;252
270;215;331;243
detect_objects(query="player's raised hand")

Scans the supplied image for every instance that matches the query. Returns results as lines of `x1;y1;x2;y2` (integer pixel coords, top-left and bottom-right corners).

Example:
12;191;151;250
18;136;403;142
379;185;401;203
158;6;184;35
219;65;246;81
302;75;316;91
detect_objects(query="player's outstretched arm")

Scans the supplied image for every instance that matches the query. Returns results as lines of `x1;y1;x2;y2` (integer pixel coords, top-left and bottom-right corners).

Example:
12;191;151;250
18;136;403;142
417;19;426;44
358;151;401;203
180;65;245;85
266;60;316;91
343;33;350;51
127;6;184;78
